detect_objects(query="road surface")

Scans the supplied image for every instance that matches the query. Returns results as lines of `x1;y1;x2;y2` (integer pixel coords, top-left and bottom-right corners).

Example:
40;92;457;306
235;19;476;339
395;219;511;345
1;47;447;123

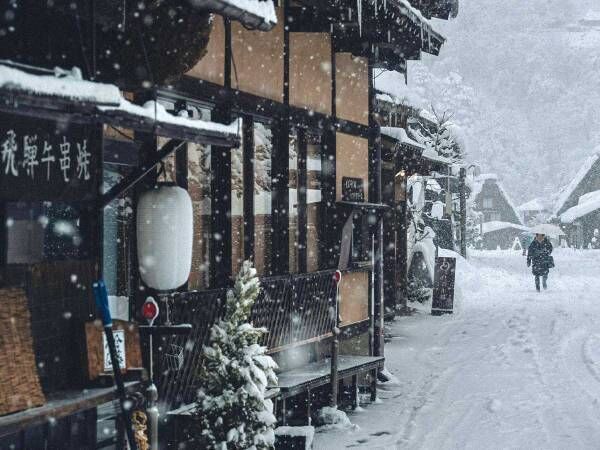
314;249;600;450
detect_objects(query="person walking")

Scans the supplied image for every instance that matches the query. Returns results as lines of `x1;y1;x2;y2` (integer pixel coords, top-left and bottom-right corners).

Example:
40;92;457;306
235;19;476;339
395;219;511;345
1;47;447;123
527;233;554;292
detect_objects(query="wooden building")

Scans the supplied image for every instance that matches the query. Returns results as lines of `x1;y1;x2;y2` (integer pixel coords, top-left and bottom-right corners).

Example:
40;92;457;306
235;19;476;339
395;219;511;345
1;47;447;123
0;0;459;447
556;152;600;248
374;92;459;313
471;174;525;250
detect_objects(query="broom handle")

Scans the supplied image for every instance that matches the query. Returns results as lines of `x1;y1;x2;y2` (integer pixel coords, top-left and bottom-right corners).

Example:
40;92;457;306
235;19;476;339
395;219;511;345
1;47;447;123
93;281;138;450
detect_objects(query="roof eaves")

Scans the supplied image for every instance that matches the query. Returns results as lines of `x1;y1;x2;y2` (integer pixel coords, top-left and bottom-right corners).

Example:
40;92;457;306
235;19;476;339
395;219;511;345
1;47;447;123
189;0;277;31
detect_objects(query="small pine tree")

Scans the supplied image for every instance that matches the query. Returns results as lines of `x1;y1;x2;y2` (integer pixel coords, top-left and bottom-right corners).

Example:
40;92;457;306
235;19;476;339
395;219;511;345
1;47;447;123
192;261;278;449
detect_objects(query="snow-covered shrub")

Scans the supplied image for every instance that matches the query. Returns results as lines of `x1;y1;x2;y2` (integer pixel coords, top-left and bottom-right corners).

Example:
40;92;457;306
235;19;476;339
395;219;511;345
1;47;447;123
192;261;278;449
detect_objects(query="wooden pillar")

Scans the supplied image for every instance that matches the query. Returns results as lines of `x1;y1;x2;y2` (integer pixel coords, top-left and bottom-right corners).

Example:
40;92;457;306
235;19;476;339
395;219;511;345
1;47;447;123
210;19;233;286
321;41;338;270
271;2;290;274
368;52;384;357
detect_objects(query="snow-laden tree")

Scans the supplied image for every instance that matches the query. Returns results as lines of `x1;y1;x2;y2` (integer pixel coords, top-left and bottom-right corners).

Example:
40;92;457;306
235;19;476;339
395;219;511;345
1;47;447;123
192;261;278;449
407;107;463;163
465;197;483;250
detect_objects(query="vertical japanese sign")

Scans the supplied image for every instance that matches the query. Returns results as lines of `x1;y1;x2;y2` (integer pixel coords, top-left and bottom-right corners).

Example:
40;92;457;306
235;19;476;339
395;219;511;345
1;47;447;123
0;112;99;201
431;256;456;315
103;329;127;372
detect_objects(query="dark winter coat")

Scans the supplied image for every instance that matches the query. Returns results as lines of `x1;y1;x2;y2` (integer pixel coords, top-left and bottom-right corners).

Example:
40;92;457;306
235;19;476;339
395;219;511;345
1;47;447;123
527;238;553;276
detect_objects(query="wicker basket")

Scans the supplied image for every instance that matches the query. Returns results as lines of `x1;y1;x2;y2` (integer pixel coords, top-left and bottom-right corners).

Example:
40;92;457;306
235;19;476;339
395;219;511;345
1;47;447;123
0;288;46;416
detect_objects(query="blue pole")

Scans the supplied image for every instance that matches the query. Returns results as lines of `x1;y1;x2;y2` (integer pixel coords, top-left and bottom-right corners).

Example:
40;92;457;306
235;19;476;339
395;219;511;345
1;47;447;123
93;280;138;450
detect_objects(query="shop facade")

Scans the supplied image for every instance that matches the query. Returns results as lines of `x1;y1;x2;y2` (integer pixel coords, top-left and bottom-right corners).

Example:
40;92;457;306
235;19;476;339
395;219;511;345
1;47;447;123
0;0;457;447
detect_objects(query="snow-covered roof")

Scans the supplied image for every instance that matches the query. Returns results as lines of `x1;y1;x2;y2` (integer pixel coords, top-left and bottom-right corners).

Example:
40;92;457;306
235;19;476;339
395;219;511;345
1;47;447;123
99;100;240;138
518;198;548;212
189;0;277;30
374;71;427;110
422;148;452;165
560;189;600;224
477;173;498;181
553;151;600;215
0;64;121;105
380;126;425;149
0;63;240;145
482;221;530;234
470;174;523;225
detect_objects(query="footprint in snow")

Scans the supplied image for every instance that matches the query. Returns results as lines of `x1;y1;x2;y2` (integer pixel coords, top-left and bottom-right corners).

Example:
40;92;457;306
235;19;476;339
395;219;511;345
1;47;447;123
487;398;502;413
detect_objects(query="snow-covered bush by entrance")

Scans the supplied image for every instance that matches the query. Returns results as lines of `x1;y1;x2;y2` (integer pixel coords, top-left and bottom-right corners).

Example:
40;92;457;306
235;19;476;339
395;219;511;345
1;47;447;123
192;261;278;449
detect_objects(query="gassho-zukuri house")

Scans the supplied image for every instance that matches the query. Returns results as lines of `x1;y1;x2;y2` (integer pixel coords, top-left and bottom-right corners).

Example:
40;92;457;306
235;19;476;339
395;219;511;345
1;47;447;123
555;150;600;248
0;0;459;448
470;173;528;250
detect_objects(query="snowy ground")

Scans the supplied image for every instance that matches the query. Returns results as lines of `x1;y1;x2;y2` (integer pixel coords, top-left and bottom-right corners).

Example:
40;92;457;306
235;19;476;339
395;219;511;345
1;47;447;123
314;249;600;450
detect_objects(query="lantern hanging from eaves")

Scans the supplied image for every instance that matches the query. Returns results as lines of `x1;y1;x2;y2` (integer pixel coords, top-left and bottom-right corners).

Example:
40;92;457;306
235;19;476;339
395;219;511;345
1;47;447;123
137;184;193;291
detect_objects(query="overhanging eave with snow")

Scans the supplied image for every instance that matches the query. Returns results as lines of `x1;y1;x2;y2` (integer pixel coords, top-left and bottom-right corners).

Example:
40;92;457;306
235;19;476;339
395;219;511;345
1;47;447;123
0;64;240;148
289;0;445;71
188;0;277;31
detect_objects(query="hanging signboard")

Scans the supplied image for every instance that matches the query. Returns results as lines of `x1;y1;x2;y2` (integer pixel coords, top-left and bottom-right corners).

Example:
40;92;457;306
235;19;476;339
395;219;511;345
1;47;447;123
103;329;126;372
431;256;456;315
0;112;100;201
341;176;365;202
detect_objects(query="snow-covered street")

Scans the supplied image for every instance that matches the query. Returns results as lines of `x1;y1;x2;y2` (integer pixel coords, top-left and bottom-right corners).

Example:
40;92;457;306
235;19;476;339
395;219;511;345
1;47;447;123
315;249;600;450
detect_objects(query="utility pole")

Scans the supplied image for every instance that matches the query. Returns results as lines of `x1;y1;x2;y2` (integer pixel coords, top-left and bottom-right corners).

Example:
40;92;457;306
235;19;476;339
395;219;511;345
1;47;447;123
459;167;467;258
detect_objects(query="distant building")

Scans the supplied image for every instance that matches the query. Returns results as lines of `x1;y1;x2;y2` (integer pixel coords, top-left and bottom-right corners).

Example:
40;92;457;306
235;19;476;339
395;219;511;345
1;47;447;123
471;174;526;249
518;198;551;226
555;151;600;248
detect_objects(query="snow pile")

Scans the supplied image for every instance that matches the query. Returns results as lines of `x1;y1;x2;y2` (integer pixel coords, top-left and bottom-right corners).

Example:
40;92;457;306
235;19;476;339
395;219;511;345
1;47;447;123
193;261;278;449
553;150;600;215
560;189;600;223
315;407;357;431
0;64;121;105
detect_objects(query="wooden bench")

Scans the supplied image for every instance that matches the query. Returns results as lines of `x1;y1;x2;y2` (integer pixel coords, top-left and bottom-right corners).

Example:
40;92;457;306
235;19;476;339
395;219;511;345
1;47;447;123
272;355;384;425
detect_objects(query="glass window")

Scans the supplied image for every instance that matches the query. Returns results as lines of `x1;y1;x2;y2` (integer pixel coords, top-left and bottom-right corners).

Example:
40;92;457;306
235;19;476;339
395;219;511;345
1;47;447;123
288;129;299;273
103;166;133;296
253;121;272;276
188;140;211;289
483;197;493;208
5;201;90;264
306;132;323;272
231;124;244;276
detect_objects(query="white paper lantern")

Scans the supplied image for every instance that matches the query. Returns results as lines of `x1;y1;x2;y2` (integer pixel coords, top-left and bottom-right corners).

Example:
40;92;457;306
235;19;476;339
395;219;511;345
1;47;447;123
137;185;193;290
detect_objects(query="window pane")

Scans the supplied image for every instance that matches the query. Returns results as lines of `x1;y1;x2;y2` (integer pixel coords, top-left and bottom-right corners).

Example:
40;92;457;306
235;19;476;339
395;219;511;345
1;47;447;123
188;140;211;289
254;121;272;276
288;130;299;273
306;132;322;272
6;201;89;264
232;126;244;276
